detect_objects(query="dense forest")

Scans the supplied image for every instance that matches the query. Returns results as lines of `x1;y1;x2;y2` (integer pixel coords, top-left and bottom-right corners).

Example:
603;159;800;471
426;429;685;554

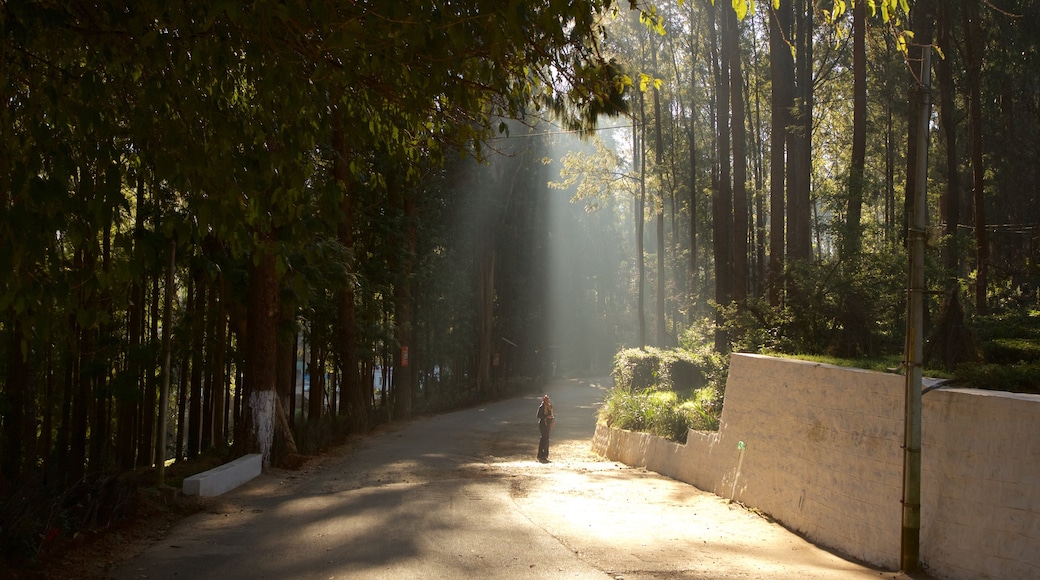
2;0;1039;567
560;0;1039;376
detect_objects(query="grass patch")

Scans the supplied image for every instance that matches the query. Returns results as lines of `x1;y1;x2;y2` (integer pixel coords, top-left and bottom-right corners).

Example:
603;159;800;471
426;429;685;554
953;361;1040;395
768;352;960;379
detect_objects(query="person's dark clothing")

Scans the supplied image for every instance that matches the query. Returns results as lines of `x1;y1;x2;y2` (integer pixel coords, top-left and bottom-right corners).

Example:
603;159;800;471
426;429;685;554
537;400;554;461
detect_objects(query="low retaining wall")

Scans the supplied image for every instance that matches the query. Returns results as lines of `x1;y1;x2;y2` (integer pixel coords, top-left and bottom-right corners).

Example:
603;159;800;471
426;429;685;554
592;353;1040;580
182;453;263;497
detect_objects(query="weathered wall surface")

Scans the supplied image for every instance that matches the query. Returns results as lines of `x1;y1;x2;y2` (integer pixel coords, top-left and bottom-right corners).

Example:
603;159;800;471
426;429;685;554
592;353;1040;580
921;387;1040;579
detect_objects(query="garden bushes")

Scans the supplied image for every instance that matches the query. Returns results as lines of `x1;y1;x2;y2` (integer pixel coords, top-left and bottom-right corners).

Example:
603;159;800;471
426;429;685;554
602;347;727;443
951;312;1040;394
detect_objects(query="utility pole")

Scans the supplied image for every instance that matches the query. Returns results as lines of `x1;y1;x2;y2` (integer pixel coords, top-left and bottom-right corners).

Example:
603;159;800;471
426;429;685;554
902;48;932;573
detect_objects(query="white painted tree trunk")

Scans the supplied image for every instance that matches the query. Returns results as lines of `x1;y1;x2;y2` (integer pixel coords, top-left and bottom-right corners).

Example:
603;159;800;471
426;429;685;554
248;389;276;469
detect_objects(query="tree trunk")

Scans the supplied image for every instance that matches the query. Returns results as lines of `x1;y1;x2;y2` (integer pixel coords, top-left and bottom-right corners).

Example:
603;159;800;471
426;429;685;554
636;92;647;348
155;240;176;486
679;0;700;320
295;333;304;423
41;345;54;479
92;208;115;474
187;271;205;458
768;0;793;306
274;295;299;461
69;251;91;484
885;34;898;246
308;337;323;420
175;275;190;461
2;318;27;484
243;239;279;469
58;332;75;485
327;368;338;417
393;181;417;418
925;289;979;371
750;15;767;299
209;274;228;449
831;0;872;357
936;1;960;276
652;39;667;348
688;106;699;317
272;394;299;463
276;301;295;414
331;102;370;433
708;0;732;351
119;175;147;468
140;270;160;466
727;4;748;303
476;236;495;393
963;0;987;314
787;0;812;261
844;0;867;259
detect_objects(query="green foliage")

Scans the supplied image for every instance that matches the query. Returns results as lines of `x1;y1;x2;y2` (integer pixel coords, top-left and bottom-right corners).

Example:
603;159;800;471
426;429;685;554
1;3;640;570
603;347;727;442
613;346;727;394
981;339;1040;365
953;362;1040;395
676;389;721;432
613;348;659;392
972;311;1040;342
951;311;1040;394
709;254;906;358
713;299;797;354
601;380;721;443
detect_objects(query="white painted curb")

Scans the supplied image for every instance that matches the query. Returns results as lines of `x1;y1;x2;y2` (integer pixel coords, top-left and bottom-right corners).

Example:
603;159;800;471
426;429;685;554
182;453;262;497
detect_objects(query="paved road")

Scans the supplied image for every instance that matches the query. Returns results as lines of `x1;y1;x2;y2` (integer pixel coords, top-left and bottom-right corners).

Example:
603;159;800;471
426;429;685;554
112;378;910;579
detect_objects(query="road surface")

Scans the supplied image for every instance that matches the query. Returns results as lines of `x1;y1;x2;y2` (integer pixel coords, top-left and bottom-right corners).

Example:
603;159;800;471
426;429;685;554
111;378;911;579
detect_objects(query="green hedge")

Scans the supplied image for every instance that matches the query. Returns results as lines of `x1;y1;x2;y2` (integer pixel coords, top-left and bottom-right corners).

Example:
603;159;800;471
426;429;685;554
953;361;1040;395
603;347;728;443
981;338;1040;365
612;347;726;395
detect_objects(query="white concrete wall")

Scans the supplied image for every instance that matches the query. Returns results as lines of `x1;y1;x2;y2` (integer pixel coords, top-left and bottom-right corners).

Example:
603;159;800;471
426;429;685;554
182;453;263;497
921;388;1040;579
593;353;1040;580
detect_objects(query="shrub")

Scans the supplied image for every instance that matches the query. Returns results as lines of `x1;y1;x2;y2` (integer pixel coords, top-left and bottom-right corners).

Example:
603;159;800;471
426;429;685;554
981;338;1040;365
614;346;726;396
603;347;729;443
953;361;1040;395
971;311;1040;341
702;255;906;357
613;348;662;393
952;311;1040;394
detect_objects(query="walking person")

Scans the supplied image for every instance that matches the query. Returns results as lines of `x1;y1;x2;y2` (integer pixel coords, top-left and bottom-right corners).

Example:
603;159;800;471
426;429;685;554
537;394;554;462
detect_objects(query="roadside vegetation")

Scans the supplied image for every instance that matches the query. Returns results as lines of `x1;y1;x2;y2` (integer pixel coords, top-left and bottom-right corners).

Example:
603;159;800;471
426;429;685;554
601;308;1040;443
601;341;728;443
6;0;1040;574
